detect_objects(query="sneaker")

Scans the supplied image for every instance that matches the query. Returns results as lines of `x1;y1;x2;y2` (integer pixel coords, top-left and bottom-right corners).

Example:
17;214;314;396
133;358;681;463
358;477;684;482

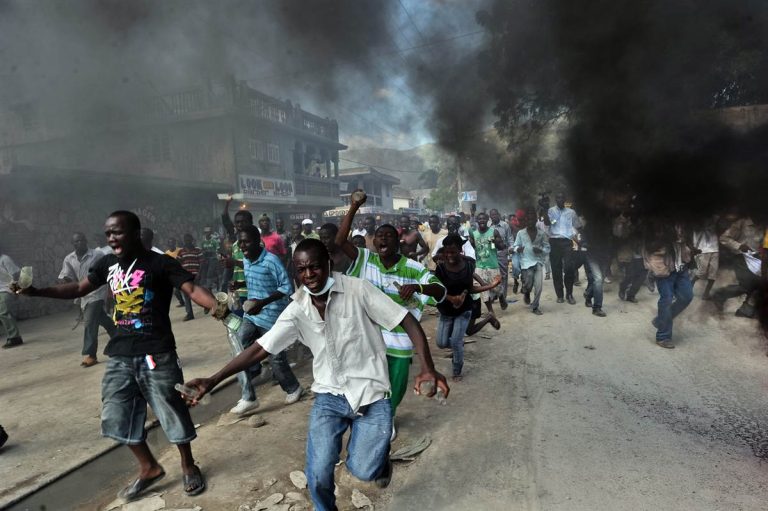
656;339;674;349
532;308;543;315
566;295;576;305
390;421;397;442
556;297;565;304
592;309;606;317
2;337;23;349
604;276;612;284
229;399;260;415
285;386;304;405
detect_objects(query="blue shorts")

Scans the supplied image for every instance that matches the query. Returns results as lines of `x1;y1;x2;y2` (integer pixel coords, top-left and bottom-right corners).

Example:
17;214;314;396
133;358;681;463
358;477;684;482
101;352;196;445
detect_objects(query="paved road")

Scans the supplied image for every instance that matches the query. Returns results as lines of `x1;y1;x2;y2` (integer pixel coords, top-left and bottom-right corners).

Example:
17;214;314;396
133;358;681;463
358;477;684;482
384;279;768;511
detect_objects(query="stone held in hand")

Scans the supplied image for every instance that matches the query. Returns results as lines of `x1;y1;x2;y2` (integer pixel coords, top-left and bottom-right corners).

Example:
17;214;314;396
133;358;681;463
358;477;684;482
289;470;308;489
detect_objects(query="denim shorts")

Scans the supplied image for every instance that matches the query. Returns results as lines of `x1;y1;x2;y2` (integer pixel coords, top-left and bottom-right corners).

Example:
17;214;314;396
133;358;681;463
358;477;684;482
101;351;196;445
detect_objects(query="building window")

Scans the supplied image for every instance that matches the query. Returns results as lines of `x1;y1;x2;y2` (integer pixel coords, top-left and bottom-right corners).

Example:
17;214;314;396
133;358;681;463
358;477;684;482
141;131;171;163
267;143;280;163
249;137;265;161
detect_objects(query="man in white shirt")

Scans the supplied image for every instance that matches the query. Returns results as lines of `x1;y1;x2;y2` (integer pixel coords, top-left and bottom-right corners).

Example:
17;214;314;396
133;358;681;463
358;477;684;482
59;233;116;367
0;247;23;348
184;238;449;511
544;192;581;304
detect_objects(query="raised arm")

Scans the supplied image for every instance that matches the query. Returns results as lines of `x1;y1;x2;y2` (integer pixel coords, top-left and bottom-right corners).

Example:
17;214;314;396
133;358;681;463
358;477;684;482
336;190;366;260
399;312;450;397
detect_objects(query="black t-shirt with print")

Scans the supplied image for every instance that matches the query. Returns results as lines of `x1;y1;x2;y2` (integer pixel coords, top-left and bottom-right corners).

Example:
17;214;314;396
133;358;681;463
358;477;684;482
88;250;194;356
435;257;476;317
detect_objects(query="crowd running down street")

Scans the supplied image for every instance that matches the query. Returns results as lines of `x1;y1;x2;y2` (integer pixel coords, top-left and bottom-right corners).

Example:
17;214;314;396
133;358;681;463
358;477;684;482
2;189;768;511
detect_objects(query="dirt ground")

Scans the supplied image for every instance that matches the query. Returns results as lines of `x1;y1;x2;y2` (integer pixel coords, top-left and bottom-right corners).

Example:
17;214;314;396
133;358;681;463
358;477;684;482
4;271;768;511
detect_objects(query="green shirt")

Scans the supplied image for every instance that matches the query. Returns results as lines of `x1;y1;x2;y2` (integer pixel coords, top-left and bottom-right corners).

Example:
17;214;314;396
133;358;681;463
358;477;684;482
471;227;499;269
347;248;444;358
201;237;220;257
232;241;247;298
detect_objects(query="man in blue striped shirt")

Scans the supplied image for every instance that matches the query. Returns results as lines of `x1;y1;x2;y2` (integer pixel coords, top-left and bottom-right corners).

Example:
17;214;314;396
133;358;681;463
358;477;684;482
228;225;303;415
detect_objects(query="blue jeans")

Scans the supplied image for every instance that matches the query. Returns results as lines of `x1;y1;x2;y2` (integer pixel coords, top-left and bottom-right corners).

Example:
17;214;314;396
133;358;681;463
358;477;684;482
583;256;604;310
654;270;693;341
511;252;521;279
230;319;300;401
306;393;391;511
101;352;196;445
436;310;472;377
82;300;116;357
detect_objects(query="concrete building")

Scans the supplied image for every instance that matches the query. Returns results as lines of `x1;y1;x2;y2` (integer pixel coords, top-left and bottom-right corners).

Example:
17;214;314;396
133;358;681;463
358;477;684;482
323;166;401;222
0;77;346;317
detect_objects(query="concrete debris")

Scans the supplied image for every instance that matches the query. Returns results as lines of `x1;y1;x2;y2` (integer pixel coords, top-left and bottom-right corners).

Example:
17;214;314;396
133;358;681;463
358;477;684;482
248;414;267;428
105;494;165;511
238;506;252;511
285;491;307;502
266;505;290;511
251;493;284;511
390;434;432;462
288;505;309;511
351;488;373;509
289;470;308;489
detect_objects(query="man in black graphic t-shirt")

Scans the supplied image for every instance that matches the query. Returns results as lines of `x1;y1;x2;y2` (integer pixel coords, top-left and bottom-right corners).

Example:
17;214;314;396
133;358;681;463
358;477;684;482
14;211;220;502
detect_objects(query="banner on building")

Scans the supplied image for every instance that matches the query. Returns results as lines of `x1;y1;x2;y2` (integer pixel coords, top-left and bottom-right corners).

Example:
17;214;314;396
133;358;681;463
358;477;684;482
239;174;295;200
459;190;477;202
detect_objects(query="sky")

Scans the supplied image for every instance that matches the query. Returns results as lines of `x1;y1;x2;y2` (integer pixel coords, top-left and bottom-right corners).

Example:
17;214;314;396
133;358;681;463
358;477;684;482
0;0;490;152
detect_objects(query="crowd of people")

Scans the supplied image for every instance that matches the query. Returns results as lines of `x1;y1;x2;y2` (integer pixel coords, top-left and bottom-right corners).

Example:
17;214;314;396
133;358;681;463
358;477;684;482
1;190;767;510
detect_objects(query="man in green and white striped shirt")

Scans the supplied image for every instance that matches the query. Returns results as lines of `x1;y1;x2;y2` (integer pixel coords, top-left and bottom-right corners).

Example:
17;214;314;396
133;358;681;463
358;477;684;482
337;193;446;439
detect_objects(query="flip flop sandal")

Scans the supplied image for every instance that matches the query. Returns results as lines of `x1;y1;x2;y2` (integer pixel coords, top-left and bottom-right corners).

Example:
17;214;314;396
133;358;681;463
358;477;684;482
183;465;206;496
117;468;166;501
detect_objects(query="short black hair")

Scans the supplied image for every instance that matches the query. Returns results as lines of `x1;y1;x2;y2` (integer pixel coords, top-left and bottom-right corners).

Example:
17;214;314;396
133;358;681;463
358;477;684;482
442;234;464;249
109;210;141;233
294;238;330;264
320;223;339;236
429;214;440;220
240;224;261;241
234;210;253;223
375;224;398;237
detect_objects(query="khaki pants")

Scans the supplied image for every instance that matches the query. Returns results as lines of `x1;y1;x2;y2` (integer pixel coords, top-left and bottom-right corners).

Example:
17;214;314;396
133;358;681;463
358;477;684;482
0;292;21;340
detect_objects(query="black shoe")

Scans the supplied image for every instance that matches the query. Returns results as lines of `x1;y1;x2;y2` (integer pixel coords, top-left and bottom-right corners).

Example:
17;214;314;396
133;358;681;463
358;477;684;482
182;315;194;322
585;298;593;308
500;296;508;310
735;305;756;318
2;337;23;349
375;458;393;488
0;425;8;449
626;296;638;303
656;339;674;349
592;309;606;317
512;280;519;294
566;295;576;305
532;308;543;315
557;297;565;304
618;289;627;301
524;293;531;305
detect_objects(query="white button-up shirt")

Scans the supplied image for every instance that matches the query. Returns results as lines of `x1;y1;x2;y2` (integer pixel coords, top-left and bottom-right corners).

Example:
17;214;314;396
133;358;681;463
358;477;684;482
59;249;108;308
257;272;408;412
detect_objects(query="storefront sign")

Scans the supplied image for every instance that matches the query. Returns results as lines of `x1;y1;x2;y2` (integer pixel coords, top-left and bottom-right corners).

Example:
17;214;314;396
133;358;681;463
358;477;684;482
239;174;295;200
